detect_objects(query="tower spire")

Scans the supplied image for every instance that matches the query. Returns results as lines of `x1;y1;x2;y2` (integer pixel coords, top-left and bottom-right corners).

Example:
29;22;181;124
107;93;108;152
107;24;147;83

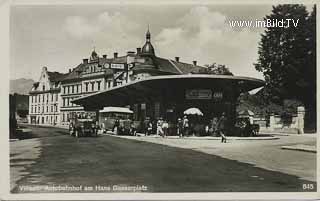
146;24;151;41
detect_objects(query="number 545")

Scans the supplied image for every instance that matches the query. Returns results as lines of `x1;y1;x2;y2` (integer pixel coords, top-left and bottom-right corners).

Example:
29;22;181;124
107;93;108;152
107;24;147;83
303;184;314;190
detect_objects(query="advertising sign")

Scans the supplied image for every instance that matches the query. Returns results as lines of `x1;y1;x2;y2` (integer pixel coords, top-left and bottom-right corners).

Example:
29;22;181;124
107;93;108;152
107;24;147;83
110;63;125;69
185;89;212;100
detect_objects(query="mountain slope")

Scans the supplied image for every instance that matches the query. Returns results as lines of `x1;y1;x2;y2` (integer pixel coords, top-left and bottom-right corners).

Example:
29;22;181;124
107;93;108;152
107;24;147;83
10;78;34;95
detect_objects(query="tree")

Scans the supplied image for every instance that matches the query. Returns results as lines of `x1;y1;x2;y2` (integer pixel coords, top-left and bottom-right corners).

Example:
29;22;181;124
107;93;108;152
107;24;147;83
200;63;233;75
254;4;316;131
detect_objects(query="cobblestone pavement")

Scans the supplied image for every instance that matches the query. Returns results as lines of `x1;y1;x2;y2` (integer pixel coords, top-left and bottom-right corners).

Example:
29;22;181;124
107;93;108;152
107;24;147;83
115;134;317;182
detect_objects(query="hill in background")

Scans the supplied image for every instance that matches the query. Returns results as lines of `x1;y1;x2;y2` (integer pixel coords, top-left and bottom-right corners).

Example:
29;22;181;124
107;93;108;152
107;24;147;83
10;78;34;95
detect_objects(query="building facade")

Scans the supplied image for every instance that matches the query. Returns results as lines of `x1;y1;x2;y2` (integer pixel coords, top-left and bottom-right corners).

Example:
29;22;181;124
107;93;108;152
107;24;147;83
28;67;64;125
28;29;208;126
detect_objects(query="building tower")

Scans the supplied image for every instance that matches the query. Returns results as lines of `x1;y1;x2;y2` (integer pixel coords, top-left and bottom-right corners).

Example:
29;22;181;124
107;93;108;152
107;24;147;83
141;26;155;56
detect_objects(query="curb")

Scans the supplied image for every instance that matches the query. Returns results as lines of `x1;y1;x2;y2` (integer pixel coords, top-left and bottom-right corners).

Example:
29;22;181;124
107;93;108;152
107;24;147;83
106;133;279;140
281;146;317;153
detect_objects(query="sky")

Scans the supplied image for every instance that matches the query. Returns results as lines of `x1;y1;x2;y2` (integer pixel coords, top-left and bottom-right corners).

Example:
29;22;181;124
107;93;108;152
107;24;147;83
10;4;285;81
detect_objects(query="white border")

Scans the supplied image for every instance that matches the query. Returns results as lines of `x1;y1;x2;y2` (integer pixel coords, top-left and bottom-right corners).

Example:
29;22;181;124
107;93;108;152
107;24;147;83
0;0;318;200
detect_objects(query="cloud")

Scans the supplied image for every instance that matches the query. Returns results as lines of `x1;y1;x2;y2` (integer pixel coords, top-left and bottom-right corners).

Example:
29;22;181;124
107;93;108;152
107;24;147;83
154;6;263;78
62;6;263;79
63;11;142;56
64;16;100;38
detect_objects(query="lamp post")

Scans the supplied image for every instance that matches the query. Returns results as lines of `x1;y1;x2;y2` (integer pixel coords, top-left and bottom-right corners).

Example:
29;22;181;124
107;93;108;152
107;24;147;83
53;103;57;126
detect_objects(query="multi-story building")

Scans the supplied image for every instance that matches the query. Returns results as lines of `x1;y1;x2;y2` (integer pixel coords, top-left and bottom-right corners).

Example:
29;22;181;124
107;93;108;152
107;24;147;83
28;29;205;126
59;49;129;125
28;67;65;125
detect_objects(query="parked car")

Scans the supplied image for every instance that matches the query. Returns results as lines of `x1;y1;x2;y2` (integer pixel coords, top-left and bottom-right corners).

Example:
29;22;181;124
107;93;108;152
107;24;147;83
235;117;260;137
69;118;98;137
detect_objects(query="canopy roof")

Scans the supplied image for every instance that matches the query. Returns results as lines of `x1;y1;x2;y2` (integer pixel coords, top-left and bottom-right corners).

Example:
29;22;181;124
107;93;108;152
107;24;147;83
72;74;265;111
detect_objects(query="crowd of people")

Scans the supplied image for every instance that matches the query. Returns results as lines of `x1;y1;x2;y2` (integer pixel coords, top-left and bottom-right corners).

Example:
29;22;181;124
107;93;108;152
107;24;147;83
140;113;228;143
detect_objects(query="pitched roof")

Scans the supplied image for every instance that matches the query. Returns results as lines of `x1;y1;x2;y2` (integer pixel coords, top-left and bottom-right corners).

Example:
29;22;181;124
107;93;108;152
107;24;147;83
47;71;67;82
62;56;124;81
154;57;206;75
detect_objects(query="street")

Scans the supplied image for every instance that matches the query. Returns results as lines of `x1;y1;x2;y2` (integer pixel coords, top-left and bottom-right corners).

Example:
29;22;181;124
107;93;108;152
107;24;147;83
10;125;317;193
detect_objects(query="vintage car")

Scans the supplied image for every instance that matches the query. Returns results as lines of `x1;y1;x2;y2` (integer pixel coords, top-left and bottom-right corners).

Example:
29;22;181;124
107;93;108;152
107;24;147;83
69;118;98;137
234;117;260;137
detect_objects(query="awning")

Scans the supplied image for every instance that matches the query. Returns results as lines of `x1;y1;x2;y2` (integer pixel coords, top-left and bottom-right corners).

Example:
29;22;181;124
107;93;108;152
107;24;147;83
72;74;265;111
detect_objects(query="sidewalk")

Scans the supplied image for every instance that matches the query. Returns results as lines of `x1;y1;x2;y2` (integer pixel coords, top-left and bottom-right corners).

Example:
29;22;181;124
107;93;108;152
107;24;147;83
104;132;280;140
19;123;68;129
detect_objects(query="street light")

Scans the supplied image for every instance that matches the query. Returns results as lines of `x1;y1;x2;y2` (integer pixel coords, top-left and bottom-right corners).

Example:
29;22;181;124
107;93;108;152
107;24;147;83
53;103;57;126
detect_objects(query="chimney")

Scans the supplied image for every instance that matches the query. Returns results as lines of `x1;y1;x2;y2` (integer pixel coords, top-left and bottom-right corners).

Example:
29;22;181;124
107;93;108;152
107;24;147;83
102;54;107;59
175;57;180;62
136;48;141;55
83;58;88;64
114;52;118;58
69;69;72;73
192;60;197;66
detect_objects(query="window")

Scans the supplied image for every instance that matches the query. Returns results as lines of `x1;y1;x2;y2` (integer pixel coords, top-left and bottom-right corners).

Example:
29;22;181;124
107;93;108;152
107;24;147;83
72;85;74;94
42;94;44;102
63;86;66;94
56;94;58;101
63;98;65;106
107;80;112;88
51;106;53;112
47;94;49;103
38;107;40;113
85;83;89;92
42;106;44;113
55;105;58;112
38;95;40;102
75;85;78;93
91;82;95;91
46;106;48;112
43;85;45;91
97;81;101;91
51;94;53;102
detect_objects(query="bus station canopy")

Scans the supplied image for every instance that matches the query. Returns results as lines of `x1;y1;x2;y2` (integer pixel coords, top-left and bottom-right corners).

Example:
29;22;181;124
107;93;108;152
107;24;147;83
72;74;265;111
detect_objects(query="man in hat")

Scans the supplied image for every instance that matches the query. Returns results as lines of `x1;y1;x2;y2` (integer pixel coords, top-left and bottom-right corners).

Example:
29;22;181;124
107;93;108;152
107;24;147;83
217;112;227;143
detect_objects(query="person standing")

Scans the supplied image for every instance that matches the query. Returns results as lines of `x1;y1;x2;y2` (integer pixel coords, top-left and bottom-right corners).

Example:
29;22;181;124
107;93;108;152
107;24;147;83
162;120;169;138
217;113;227;143
113;118;120;135
143;117;150;136
182;116;189;137
156;117;164;136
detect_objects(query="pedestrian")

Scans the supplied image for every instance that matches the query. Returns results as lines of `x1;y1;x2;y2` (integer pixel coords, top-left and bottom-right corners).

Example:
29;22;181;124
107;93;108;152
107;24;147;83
162;120;169;137
143;117;150;136
147;121;153;136
217;113;227;143
156;117;164;136
113;118;120;135
210;117;218;136
130;120;137;136
183;116;189;137
177;118;183;137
